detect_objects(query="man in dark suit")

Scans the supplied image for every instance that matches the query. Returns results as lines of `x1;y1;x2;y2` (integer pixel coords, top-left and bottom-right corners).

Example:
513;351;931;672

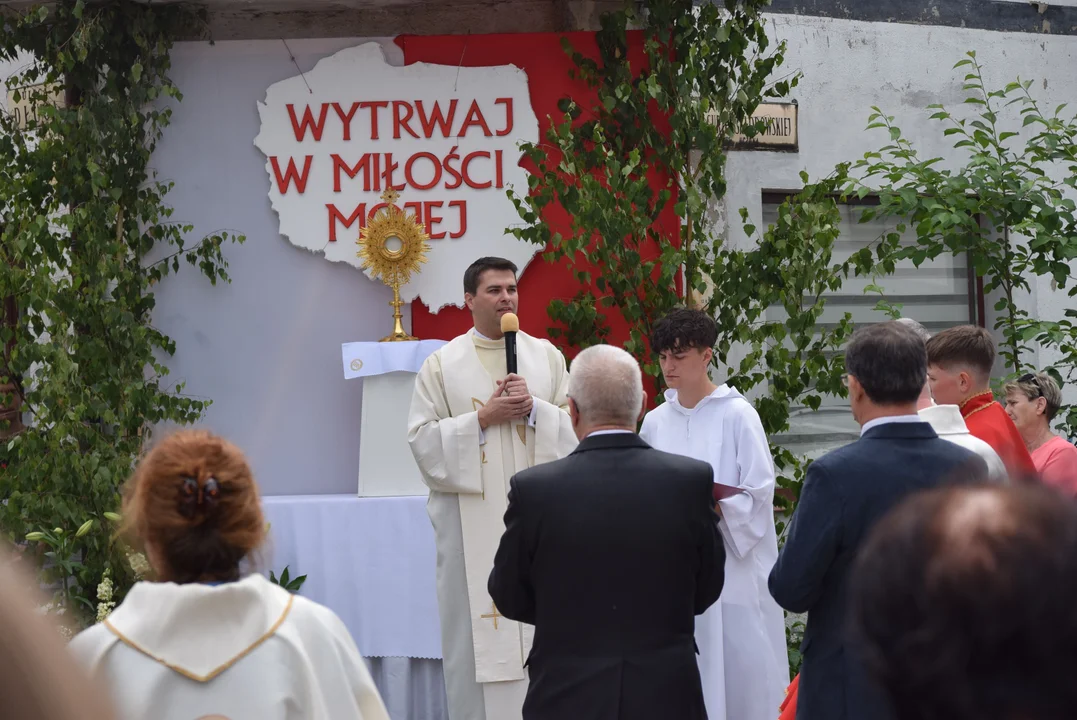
769;321;989;720
489;344;725;720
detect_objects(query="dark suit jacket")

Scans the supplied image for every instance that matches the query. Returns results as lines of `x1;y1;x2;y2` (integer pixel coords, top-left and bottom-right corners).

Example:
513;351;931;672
769;421;988;720
488;432;725;720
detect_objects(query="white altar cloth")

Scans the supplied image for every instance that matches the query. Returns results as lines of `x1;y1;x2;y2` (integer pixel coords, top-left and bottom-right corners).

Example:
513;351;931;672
342;339;447;379
261;494;442;659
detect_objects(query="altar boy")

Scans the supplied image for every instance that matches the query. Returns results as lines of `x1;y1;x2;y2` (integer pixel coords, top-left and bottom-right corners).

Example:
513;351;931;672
639;308;788;720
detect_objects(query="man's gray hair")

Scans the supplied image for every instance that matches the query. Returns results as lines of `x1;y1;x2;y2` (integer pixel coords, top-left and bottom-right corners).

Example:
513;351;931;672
568;345;644;427
897;317;932;342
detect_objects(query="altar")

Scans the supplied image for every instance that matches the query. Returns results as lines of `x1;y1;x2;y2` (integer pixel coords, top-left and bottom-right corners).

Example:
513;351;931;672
263;493;448;719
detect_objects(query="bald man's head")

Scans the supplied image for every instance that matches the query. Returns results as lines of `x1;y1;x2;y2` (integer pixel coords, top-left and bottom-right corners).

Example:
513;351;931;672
851;485;1077;720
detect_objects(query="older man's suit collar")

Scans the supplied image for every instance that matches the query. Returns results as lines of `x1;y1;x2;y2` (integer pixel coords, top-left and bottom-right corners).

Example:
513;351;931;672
572;433;650;454
860;421;938;441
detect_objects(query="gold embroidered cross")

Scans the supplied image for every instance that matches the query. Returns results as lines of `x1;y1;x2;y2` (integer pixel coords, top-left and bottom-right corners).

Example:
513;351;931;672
481;604;503;630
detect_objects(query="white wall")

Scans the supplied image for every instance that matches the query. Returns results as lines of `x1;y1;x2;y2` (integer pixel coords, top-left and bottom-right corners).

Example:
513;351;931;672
0;52;39;106
725;14;1077;398
153;38;404;496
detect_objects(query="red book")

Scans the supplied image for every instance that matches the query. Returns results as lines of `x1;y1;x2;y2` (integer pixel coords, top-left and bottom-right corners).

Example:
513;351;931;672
780;674;800;720
713;483;744;502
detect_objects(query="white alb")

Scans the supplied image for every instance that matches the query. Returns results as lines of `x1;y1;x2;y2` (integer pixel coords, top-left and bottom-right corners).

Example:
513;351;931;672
640;385;789;720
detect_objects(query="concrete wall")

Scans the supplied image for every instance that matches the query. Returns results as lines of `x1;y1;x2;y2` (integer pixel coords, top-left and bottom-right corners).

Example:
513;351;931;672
725;13;1077;401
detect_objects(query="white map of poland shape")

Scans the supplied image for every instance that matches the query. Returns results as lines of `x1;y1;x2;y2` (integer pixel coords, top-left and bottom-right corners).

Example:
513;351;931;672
253;42;540;311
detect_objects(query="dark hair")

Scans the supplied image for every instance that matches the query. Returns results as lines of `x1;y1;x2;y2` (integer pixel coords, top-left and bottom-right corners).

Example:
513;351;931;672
926;325;996;378
844;321;927;405
122;430;265;584
650;308;718;354
463;257;518;296
851;484;1077;720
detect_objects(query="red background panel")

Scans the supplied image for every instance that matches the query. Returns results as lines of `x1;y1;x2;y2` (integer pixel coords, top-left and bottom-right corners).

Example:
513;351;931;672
396;32;679;353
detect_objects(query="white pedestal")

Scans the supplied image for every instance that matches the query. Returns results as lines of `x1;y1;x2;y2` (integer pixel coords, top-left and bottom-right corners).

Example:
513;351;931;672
358;372;429;497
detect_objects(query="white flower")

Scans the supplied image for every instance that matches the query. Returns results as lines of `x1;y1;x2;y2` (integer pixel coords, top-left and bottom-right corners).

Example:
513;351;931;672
96;577;113;602
95;601;115;624
126;552;150;577
95;567;117;622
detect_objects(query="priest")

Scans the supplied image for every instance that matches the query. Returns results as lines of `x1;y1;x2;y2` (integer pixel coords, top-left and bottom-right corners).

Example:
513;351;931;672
925;325;1035;481
639;308;788;720
407;256;577;720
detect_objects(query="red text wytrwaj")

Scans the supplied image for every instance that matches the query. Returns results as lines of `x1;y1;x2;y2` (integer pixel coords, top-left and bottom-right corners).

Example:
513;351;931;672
281;99;514;142
265;98;514;244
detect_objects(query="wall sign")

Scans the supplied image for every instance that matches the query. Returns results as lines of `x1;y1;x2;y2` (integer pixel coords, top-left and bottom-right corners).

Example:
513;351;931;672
254;42;540;311
6;83;64;130
708;101;799;152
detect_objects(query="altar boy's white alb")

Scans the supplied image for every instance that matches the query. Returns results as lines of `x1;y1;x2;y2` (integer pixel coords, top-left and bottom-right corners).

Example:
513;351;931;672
408;257;576;720
639;308;788;720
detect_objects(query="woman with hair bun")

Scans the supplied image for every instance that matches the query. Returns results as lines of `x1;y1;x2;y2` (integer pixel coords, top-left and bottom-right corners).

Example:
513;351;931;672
69;429;390;720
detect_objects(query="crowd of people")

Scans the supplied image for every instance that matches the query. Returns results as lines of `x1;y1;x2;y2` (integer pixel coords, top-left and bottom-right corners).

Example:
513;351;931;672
2;255;1076;720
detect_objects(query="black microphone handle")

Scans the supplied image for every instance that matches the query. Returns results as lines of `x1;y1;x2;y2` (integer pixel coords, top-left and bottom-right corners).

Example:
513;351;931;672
505;331;518;375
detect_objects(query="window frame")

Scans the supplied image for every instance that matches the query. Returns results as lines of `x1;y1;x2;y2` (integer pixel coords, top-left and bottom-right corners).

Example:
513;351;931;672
758;189;986;458
759;190;986;328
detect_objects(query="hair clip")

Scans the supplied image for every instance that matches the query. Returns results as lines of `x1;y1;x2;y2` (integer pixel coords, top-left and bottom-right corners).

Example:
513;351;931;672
203;478;221;504
178;476;222;518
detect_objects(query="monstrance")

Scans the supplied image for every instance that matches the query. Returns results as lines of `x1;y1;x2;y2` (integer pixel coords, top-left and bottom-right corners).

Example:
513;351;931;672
357;187;431;342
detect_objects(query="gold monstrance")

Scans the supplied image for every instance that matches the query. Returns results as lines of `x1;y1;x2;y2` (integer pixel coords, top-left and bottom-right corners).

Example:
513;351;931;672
357;188;431;342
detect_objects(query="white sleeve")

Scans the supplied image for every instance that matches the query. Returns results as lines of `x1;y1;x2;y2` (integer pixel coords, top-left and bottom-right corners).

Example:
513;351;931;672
304;605;392;720
638;410;656;445
716;403;778;560
406;353;484;494
531;342;577;463
339;634;391;720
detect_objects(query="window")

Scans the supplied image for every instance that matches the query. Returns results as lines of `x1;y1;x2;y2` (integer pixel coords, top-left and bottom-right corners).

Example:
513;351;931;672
762;193;981;459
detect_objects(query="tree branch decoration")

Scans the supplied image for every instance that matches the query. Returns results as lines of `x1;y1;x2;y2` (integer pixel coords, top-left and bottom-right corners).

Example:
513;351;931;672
0;0;243;626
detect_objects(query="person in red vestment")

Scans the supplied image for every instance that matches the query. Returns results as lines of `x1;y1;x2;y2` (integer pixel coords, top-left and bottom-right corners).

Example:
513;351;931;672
778;673;798;720
925;325;1036;481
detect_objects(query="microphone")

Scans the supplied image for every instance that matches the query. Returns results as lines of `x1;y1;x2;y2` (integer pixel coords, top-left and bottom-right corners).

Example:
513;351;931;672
501;312;519;376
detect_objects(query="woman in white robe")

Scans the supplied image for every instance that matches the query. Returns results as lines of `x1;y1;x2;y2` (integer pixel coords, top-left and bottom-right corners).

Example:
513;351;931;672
68;429;389;720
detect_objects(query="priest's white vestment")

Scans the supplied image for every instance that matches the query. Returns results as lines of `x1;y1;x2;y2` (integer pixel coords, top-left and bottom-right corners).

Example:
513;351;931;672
68;573;389;720
639;385;788;720
408;329;576;720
